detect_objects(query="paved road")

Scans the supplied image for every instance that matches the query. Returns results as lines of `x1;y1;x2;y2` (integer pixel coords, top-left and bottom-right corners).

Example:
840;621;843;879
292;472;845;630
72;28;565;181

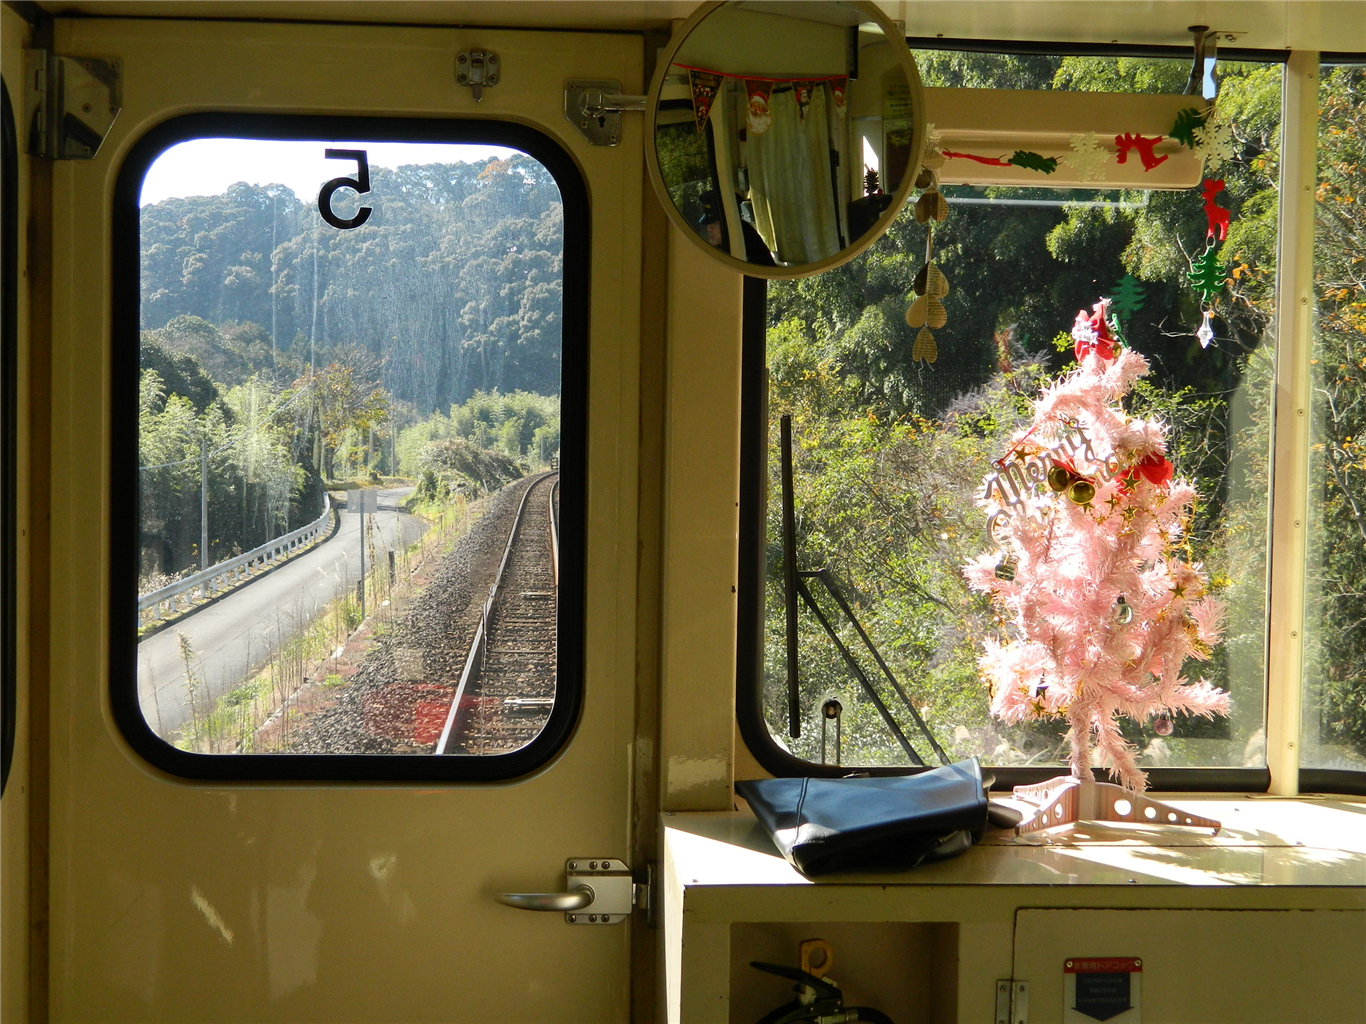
138;487;424;738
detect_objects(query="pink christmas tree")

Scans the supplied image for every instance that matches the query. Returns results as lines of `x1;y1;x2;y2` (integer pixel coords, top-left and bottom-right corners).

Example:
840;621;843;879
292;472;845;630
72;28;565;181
963;300;1230;793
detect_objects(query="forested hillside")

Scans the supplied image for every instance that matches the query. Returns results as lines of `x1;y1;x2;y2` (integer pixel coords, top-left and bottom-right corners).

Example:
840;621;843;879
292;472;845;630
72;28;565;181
138;152;564;588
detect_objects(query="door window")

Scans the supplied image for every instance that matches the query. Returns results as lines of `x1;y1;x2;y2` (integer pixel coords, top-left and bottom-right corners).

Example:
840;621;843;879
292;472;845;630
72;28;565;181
113;115;587;779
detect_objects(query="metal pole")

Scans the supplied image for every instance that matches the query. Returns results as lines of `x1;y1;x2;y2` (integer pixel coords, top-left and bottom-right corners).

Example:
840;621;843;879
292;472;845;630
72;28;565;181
780;414;800;739
200;435;208;571
359;509;366;620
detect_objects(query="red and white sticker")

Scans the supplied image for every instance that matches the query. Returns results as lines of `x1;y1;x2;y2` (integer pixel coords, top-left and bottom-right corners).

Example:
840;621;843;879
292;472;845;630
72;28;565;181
1064;958;1142;1023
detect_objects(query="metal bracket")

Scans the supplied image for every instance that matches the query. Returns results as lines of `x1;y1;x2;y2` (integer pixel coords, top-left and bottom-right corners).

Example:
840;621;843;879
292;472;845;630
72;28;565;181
1184;25;1220;102
564;80;646;147
563;858;633;924
23;48;122;159
456;50;499;101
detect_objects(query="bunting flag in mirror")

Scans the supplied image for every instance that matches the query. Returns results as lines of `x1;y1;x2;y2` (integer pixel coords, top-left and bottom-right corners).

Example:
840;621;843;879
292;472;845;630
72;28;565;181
793;81;814;124
689;69;723;134
830;77;848;119
745;80;775;135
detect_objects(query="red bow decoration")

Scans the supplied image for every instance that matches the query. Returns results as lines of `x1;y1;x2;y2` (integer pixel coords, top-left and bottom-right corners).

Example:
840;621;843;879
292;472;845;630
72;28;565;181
1124;453;1174;489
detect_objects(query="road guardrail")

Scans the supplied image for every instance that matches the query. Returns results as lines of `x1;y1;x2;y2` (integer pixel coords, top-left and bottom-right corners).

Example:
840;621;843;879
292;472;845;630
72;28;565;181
138;495;334;625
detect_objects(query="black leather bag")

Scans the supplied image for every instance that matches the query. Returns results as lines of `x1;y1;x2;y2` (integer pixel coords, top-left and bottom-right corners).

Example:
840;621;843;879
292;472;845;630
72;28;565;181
735;758;990;877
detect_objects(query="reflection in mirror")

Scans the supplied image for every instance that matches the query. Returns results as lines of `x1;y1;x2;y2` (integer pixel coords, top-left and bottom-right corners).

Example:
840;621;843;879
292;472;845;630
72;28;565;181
651;0;921;275
133;137;565;757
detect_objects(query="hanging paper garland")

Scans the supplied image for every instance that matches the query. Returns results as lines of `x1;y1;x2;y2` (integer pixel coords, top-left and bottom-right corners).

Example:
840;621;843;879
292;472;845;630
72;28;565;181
1187;246;1229;304
1200;178;1230;241
688;69;723;134
1168;107;1208;149
1114;132;1168;171
744;79;774;136
1108;273;1146;321
940;149;1058;174
1063;131;1109;182
1192;109;1236;172
908;173;950;364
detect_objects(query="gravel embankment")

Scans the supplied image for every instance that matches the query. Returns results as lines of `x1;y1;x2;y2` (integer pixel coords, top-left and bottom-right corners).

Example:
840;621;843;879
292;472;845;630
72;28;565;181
285;476;540;754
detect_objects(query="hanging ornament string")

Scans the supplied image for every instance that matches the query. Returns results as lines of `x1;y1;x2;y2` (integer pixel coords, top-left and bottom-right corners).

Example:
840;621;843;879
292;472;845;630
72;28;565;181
908;169;949;364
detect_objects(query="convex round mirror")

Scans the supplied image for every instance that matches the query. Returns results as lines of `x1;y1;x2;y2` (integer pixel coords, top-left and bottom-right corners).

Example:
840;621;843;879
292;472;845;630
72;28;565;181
646;0;925;279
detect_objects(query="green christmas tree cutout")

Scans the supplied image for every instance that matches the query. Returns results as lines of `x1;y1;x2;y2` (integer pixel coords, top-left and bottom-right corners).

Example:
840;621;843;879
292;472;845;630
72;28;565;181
1188;246;1229;303
1170;107;1208;149
1009;150;1058;174
1109;273;1146;320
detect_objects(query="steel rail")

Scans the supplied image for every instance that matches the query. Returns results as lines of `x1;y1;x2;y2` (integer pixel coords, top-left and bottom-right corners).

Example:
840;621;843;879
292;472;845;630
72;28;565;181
136;494;333;624
435;472;557;755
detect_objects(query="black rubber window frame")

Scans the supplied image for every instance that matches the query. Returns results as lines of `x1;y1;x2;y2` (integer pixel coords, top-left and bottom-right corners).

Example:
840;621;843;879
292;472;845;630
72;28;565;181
111;112;589;782
0;79;17;796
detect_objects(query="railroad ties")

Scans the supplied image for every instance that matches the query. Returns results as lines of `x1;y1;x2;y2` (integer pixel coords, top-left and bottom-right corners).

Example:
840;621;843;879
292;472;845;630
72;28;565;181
441;472;558;755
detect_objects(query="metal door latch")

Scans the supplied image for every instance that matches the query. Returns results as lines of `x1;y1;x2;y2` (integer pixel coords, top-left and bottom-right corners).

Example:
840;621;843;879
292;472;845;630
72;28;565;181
497;858;641;924
23;48;122;159
457;50;499;101
564;80;646;146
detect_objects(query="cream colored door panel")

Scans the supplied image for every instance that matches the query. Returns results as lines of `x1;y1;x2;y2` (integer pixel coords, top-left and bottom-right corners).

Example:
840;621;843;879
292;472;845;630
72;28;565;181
49;16;641;1023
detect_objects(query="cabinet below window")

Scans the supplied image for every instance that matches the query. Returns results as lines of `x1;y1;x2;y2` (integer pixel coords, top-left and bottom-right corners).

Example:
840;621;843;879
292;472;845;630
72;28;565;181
662;797;1366;1023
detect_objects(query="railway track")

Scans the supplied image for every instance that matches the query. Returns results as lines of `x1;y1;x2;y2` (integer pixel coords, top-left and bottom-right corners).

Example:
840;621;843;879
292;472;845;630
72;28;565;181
436;472;559;755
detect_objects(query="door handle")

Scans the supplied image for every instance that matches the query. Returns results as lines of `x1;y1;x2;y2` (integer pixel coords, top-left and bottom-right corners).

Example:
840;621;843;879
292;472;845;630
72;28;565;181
497;885;594;912
495;858;635;924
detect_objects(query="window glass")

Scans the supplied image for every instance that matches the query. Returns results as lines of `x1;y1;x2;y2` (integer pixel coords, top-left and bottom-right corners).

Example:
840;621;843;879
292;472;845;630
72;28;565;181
1302;62;1366;773
757;53;1281;772
129;130;570;761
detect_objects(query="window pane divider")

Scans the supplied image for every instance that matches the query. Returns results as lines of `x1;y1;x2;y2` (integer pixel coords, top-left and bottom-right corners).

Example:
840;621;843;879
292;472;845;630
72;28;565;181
1265;50;1320;795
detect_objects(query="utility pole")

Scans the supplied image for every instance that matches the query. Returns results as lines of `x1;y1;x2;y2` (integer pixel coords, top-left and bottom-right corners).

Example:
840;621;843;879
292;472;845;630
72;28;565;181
200;434;209;571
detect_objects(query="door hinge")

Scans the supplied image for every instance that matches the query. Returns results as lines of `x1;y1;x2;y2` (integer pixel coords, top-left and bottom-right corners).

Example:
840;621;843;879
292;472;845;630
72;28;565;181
23;47;122;159
996;979;1028;1024
456;50;499;102
564;80;646;146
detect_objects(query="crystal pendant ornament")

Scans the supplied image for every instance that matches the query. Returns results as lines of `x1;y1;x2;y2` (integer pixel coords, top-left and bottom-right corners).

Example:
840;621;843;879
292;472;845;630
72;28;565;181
1114;596;1133;625
1153;711;1174;736
1197;309;1215;349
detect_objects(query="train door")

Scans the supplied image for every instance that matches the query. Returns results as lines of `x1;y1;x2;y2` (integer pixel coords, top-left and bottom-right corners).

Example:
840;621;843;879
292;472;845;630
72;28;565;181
43;13;645;1022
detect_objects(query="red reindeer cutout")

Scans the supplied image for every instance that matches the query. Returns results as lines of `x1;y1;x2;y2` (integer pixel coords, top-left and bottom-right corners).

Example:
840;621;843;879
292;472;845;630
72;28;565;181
1114;132;1168;171
1201;178;1230;241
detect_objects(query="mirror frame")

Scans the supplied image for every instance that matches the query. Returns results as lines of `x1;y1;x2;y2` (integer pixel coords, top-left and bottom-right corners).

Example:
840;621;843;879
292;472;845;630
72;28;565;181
644;0;926;280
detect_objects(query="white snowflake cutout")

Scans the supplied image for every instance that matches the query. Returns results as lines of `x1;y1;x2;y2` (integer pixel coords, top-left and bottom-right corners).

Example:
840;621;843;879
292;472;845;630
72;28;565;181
1193;109;1236;172
1063;131;1109;182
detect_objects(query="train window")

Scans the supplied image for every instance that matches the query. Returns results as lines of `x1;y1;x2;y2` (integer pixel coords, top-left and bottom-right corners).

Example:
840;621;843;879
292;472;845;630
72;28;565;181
1301;60;1366;781
111;115;587;780
740;50;1293;783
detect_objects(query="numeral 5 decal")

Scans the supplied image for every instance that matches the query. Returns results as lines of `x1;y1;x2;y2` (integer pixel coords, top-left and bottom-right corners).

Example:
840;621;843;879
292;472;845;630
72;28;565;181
318;148;372;229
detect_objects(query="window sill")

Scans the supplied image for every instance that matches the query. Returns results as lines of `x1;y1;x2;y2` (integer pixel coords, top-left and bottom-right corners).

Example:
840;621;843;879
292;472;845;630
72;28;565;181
665;794;1366;890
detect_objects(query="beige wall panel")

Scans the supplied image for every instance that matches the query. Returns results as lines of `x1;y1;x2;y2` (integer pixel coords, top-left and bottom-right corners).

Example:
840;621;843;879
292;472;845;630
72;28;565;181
2;8;33;1024
659;230;742;812
1015;907;1366;1023
46;16;643;1023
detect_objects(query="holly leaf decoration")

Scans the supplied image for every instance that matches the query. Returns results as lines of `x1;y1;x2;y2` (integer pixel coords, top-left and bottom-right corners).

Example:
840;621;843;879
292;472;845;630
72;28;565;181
1009;150;1058;174
1187;247;1229;303
1109;273;1146;320
1170;107;1208;149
